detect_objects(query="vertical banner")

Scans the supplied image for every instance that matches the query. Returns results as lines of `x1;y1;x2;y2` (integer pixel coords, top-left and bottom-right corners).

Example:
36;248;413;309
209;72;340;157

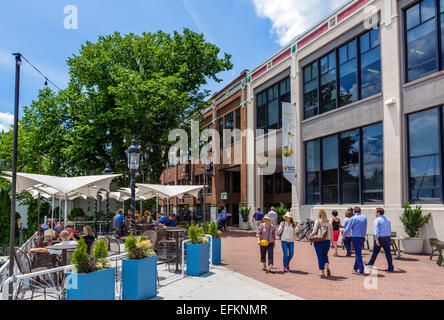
282;102;296;185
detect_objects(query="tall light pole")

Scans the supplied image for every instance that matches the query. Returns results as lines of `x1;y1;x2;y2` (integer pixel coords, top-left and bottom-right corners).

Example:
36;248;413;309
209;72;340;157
103;164;112;234
8;52;21;299
126;139;141;235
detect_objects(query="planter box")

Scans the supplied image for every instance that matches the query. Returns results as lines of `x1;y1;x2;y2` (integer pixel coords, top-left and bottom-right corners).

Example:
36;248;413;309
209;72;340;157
211;237;221;265
240;222;250;230
66;267;115;300
122;256;157;300
402;238;424;254
186;242;209;276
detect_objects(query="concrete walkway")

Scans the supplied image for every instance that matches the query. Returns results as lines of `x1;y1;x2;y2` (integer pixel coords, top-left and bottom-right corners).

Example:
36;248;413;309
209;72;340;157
153;265;303;300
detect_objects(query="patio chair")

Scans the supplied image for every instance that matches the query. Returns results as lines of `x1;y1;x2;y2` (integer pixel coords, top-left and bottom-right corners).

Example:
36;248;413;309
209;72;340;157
105;237;121;256
142;230;158;253
390;232;398;255
429;238;444;266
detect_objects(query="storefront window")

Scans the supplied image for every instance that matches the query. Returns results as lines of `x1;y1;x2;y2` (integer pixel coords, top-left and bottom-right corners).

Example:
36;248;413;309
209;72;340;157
232;172;240;193
408;108;441;203
405;0;438;82
362;123;383;203
322;135;339;203
305;140;320;204
340;129;360;203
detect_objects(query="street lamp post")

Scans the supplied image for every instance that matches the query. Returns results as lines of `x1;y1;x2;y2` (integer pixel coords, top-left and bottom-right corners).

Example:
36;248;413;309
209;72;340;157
103;164;112;235
126;139;141;235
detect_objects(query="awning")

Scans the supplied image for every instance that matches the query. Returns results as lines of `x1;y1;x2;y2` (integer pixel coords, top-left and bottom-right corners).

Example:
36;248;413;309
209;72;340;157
136;184;204;200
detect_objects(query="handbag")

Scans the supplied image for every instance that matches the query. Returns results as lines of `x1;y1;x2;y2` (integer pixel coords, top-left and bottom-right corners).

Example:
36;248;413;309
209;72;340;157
309;220;328;242
260;225;272;247
277;222;285;240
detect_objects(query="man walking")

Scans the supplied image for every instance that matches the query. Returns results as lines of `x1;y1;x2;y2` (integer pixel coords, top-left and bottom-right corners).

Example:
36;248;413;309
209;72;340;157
268;207;278;226
366;208;394;272
343;207;367;275
252;208;264;229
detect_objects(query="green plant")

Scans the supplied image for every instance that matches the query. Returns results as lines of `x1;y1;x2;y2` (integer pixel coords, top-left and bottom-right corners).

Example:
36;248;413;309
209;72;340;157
239;207;251;223
208;221;222;239
400;203;431;238
71;238;95;273
69;208;86;221
188;225;207;244
275;203;288;224
124;233;155;259
93;238;111;270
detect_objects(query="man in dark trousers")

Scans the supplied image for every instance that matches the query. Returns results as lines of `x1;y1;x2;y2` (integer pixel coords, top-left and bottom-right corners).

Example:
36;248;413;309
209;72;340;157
366;208;394;272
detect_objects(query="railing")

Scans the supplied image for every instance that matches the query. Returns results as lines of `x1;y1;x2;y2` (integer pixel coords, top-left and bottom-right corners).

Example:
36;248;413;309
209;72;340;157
70;221;111;236
2;252;128;300
0;231;38;288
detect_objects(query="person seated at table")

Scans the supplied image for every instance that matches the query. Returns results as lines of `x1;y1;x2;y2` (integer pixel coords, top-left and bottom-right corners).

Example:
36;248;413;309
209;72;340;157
64;223;80;241
43;222;58;241
134;213;142;223
82;225;95;241
47;231;78;255
144;210;154;223
40;221;50;232
154;212;162;223
158;214;177;227
113;209;126;236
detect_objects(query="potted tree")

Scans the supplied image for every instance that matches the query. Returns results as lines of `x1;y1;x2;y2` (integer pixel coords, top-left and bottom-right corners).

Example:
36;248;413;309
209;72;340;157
208;221;222;265
186;225;209;276
122;233;157;300
239;207;251;230
67;238;115;300
400;203;431;254
275;203;288;224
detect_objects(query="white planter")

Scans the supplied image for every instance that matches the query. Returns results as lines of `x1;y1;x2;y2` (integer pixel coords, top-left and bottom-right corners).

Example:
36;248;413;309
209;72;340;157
402;238;424;254
240;222;250;230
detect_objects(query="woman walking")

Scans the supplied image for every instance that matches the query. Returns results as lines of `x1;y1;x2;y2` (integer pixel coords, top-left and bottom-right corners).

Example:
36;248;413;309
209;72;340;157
277;212;297;272
310;209;333;277
256;215;276;273
331;210;341;257
342;209;353;256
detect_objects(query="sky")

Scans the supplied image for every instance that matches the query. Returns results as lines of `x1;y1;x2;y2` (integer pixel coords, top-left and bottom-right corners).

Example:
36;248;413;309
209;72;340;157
0;0;349;131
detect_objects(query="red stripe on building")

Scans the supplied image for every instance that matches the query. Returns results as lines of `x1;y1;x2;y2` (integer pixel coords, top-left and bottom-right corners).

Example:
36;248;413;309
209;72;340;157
297;23;328;49
338;0;372;22
272;48;291;66
251;65;267;80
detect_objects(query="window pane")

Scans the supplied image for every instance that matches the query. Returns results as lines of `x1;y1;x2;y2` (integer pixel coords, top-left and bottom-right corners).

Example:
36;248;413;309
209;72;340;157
257;104;266;129
275;173;282;194
320;56;328;74
304;65;312;81
348;40;357;59
265;175;273;194
410;155;441;203
360;31;370;54
441;13;444;62
341;129;360;203
370;27;380;48
361;47;382;99
406;18;437;82
421;0;436;21
320;52;337;113
306;140;320;172
363;163;384;203
306;172;320;204
339;58;358;106
363;123;383;164
406;3;420;30
362;123;383;203
322;135;338;203
323;135;338;170
268;99;279;129
304;62;318;118
339;45;348;64
409;108;439;157
306;139;321;204
441;0;444;12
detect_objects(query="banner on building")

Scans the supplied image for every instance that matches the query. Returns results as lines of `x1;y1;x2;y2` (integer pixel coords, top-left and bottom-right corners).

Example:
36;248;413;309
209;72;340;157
282;102;296;185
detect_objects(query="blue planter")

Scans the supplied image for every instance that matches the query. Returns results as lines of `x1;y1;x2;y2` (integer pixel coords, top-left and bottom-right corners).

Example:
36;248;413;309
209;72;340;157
211;237;221;265
66;267;115;300
122;256;157;300
186;242;209;276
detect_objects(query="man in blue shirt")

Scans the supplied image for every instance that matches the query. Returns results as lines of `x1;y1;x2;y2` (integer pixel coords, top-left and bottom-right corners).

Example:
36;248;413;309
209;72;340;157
343;207;367;274
158;214;176;227
252;208;264;229
366;208;394;272
113;209;126;236
219;210;227;231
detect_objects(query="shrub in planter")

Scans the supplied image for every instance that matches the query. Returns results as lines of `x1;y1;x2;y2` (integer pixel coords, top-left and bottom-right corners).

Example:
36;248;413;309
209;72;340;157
122;233;157;300
67;238;115;300
186;225;209;276
208;222;222;265
400;203;431;254
239;207;251;229
275;203;288;224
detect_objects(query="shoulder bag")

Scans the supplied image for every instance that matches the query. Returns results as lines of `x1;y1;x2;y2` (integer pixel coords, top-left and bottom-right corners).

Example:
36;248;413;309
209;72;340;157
309;220;328;242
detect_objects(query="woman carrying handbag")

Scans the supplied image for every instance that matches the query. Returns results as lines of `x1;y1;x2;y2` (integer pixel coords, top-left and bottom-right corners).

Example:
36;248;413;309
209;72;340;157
309;209;333;277
256;215;276;273
277;212;297;272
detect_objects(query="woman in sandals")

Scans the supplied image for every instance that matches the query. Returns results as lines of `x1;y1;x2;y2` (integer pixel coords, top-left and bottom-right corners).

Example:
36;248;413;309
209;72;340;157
330;210;341;257
309;209;333;277
277;212;297;272
256;214;276;273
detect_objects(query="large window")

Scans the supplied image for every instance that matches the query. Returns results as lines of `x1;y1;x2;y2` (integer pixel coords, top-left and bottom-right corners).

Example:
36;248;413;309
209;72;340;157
218;118;223;148
232;172;241;193
224;112;234;146
256;77;291;132
305;123;383;204
235;108;241;142
303;27;381;119
405;0;444;82
408;107;441;203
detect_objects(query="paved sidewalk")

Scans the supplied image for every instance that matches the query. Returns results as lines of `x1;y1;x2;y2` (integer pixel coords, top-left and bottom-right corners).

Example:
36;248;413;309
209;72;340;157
153;265;302;300
221;229;444;300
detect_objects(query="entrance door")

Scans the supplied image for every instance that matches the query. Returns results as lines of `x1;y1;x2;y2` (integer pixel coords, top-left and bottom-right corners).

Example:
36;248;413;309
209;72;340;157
232;203;239;227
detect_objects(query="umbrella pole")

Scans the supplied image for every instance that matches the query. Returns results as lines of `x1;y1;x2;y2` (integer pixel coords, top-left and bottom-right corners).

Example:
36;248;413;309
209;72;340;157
156;196;158;212
51;196;54;229
64;194;68;224
59;198;61;223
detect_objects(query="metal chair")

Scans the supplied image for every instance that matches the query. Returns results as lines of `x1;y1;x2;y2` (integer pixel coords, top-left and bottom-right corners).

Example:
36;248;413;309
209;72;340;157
105;237;121;256
390;232;398;255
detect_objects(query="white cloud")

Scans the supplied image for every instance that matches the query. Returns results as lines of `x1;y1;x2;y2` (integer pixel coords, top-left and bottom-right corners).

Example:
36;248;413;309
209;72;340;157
0;112;14;132
252;0;349;46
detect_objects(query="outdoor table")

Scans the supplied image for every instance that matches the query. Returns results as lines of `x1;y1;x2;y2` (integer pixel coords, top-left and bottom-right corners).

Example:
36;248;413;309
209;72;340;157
392;237;406;260
46;244;78;266
165;228;188;272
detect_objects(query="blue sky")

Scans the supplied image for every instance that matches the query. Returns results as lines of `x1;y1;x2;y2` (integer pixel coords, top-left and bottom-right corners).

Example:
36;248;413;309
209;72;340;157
0;0;348;131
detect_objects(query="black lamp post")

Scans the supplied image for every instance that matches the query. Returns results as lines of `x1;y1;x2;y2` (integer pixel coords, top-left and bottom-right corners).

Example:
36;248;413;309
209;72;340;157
126;139;141;234
103;164;112;234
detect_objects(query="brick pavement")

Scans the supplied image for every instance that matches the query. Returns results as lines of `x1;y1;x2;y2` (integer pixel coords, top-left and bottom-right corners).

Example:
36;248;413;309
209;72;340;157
220;229;444;300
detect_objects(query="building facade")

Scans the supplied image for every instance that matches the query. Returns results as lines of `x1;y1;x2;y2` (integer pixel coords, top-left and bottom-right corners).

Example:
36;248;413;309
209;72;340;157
244;0;444;251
